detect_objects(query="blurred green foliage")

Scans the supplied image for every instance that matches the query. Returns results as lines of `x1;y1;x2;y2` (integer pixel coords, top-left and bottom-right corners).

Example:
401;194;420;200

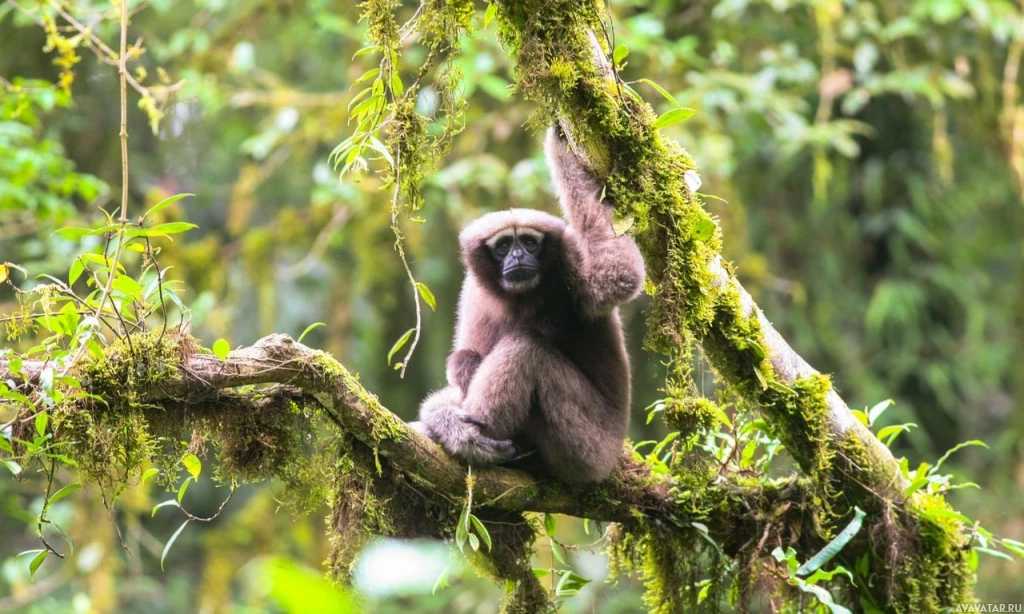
1;0;1022;610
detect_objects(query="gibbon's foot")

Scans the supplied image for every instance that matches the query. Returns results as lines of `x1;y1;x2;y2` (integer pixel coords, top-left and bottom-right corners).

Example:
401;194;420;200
417;387;517;465
444;409;516;464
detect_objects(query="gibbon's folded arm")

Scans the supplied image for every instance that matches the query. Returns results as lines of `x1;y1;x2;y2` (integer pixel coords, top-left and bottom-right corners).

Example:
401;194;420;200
543;127;646;318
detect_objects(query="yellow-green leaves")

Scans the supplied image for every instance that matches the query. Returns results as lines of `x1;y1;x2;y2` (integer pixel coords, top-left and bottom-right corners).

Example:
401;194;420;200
416;282;436;311
182;453;202;481
212;338;230;360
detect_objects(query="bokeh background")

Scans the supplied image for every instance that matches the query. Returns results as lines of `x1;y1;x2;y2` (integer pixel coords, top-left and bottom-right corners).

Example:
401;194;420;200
1;0;1022;611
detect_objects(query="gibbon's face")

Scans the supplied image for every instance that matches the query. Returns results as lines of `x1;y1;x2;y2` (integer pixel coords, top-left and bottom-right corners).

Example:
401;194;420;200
486;227;545;293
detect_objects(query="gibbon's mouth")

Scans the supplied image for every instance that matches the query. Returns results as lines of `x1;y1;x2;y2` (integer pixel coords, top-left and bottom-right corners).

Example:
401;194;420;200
503;265;538;283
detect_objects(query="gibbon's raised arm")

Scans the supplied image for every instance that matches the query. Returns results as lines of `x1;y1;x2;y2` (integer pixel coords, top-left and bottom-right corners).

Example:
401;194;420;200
544;128;646;317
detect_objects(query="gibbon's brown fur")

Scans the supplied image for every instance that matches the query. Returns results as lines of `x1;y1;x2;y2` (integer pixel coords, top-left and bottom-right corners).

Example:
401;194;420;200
412;127;645;483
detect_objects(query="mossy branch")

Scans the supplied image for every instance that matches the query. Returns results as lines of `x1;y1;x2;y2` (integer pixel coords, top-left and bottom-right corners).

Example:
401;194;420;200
1;333;805;536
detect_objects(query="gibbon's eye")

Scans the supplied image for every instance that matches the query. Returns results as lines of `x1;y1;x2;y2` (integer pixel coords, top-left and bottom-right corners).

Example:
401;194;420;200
520;234;540;253
494;236;514;257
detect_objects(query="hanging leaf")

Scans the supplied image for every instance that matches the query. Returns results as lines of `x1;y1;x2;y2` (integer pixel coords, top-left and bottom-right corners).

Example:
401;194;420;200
469;514;492;551
796;507;866;576
29;550;48;581
161;520;191;571
416;283;437;311
387;328;415;365
177;477;193;503
182;453;202;481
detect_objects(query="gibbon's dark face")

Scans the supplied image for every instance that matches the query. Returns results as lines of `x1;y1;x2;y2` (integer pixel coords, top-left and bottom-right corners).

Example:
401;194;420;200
486;227;545;293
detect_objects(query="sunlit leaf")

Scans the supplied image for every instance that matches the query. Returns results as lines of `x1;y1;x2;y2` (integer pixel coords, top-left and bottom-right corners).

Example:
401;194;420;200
212;338;230;361
182;453;202;481
613;44;629;65
141;467;159;486
652;107;695;129
177;476;193;503
416;283;437;311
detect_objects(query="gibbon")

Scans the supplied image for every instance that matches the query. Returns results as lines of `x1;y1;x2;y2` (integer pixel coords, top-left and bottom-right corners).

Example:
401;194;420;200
412;127;645;483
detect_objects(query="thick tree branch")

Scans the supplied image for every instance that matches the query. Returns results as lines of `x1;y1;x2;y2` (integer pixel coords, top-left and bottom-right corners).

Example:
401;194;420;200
1;334;813;553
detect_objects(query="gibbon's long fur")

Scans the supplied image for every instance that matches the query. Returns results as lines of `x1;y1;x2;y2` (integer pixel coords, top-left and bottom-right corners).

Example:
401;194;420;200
413;127;646;483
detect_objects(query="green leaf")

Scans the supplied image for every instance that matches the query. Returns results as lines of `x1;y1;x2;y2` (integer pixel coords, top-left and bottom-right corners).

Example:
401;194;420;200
50;520;75;555
143;193;193;220
387;328;415;365
141;467;159;486
212;338;230;361
796;507;866;576
469;514;492;552
161;520;191;571
297;322;325;344
866;399;893;426
544;513;556;537
177;477;193;503
555;571;591;597
53;227;95;241
922;508;971;526
551;541;567;566
35;412;48;436
483;2;498;27
468;533;480;551
416;283;437;311
182;453;202;481
29;550;48;581
144;222;199;236
976;547;1013;561
4;459;22;476
48;482;82;505
877;423;916;447
432;564;451;594
934;440;988;472
152;499;179;517
68;259;85;286
903;477;929;498
352;45;376;60
612;211;635;237
691;218;716;243
638;78;680;108
613;44;629;65
653;107;696;129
